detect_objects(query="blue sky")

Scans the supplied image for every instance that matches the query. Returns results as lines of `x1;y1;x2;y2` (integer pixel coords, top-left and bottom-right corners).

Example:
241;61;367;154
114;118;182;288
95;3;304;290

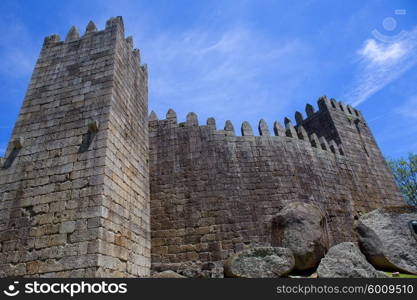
0;0;416;159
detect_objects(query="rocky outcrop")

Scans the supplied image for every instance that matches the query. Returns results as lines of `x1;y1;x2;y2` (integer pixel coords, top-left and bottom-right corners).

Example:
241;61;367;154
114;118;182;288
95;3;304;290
151;270;186;278
271;202;328;270
224;247;295;278
317;242;388;278
355;206;417;274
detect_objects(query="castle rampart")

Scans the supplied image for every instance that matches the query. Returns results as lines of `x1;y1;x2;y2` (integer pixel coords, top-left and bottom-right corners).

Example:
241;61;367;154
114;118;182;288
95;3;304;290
0;17;404;277
149;97;403;271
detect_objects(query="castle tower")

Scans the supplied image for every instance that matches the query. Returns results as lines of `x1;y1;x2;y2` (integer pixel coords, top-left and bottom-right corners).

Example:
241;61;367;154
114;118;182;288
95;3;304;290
299;97;402;213
0;17;150;277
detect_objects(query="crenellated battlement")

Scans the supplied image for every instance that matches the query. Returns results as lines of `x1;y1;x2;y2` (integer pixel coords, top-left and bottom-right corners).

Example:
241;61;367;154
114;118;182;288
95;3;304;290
42;17;147;74
148;95;353;156
290;96;363;126
149;112;343;156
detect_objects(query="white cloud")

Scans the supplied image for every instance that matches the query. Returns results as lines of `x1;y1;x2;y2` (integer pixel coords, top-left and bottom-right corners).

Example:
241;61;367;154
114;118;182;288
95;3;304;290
359;39;405;63
345;27;417;107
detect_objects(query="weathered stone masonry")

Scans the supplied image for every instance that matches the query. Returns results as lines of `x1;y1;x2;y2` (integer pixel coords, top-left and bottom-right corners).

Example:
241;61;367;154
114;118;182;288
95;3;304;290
0;17;150;277
149;98;403;270
0;17;404;277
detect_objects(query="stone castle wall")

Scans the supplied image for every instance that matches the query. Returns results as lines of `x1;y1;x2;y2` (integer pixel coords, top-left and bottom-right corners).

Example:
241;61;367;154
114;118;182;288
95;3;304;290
0;17;150;277
0;17;404;277
149;97;403;269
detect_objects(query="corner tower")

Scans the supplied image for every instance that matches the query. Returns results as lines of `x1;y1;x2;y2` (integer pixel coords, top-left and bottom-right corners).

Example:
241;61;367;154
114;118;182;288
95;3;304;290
0;17;150;277
298;97;403;212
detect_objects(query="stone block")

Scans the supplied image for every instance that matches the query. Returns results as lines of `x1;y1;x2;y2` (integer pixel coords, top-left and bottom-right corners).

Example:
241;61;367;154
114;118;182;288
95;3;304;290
60;221;76;234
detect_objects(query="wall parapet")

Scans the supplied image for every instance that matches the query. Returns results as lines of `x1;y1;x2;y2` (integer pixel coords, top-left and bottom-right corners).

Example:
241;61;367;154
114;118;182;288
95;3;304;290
42;17;147;73
149;106;345;156
148;95;366;159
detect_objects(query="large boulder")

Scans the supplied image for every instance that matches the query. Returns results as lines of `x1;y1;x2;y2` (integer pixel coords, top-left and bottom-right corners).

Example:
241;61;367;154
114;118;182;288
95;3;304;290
317;242;388;278
355;206;417;274
271;202;328;270
224;247;295;278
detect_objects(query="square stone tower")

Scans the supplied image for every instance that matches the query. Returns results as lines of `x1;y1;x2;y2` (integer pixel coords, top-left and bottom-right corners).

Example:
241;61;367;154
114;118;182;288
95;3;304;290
300;97;402;209
0;17;150;277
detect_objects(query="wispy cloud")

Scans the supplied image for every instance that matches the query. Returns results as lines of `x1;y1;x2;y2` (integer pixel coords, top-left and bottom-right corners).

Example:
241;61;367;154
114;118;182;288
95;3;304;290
0;2;314;132
139;25;310;122
345;26;417;107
